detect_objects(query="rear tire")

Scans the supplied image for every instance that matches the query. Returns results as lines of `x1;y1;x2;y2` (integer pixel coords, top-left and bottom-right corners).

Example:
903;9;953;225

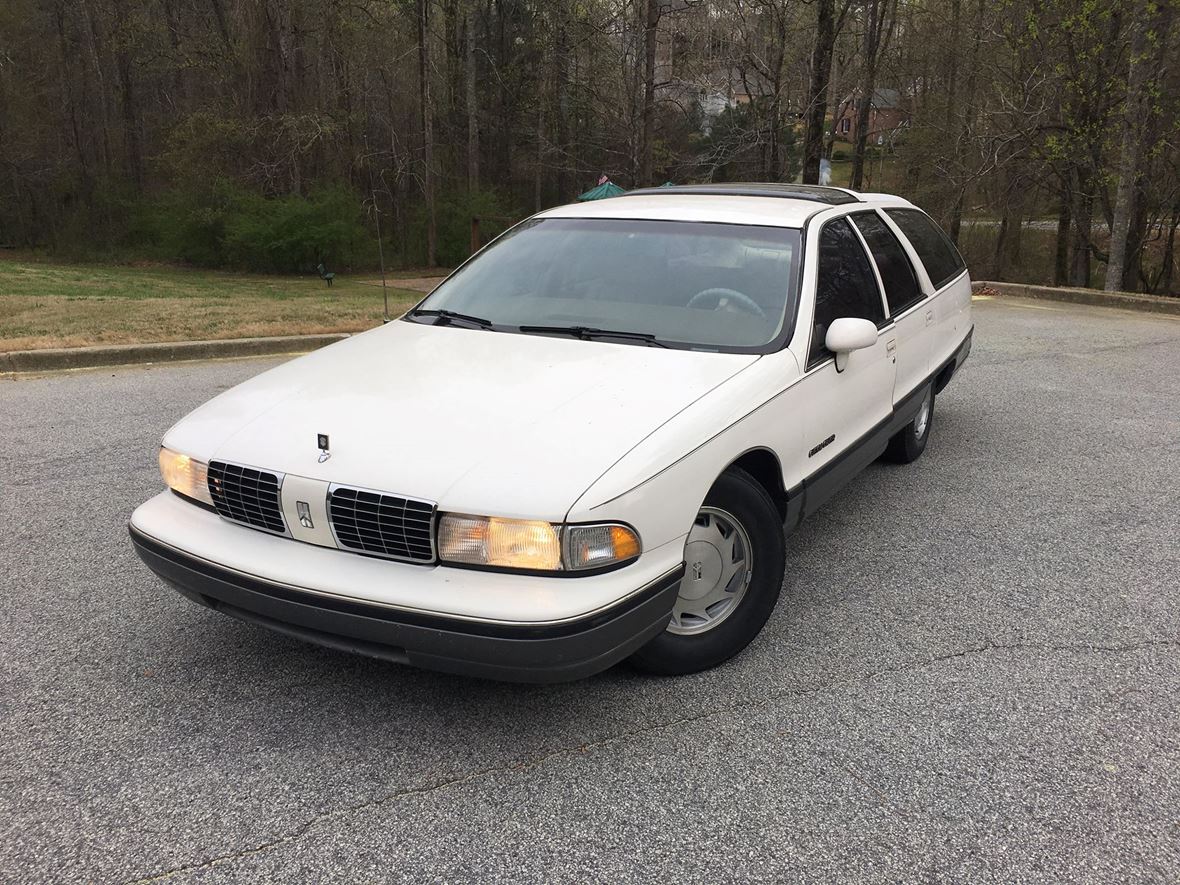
630;467;786;676
883;385;933;464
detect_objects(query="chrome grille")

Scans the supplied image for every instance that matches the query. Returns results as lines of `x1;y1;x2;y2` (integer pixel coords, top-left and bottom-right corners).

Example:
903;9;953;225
328;485;436;563
207;461;287;535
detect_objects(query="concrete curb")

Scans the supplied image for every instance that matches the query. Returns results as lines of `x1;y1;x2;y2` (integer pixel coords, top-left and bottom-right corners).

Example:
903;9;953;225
0;333;351;374
973;280;1180;316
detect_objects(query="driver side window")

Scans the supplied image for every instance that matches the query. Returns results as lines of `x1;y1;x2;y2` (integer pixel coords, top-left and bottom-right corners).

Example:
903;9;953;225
809;218;885;368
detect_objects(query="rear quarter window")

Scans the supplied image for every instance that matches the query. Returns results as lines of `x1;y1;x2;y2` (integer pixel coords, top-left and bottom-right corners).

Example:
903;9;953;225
885;209;966;290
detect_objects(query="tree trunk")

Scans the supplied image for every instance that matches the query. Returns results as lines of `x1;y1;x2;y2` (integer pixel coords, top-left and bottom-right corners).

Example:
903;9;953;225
209;0;232;50
993;171;1023;281
850;0;893;190
947;0;984;242
1105;10;1150;291
495;0;511;182
1160;207;1180;295
418;0;437;266
639;0;659;187
802;0;835;184
161;0;187;105
115;47;143;188
553;2;570;200
53;4;91;188
1069;167;1092;288
81;0;113;176
1122;190;1148;292
766;14;786;181
1054;187;1071;286
534;86;544;211
464;6;479;192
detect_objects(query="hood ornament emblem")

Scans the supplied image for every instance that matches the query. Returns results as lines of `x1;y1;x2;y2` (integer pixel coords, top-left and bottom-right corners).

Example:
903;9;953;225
317;433;331;463
297;501;315;529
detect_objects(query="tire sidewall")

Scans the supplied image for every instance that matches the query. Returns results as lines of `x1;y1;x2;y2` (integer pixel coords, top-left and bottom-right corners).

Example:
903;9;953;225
885;384;934;463
630;468;786;675
913;388;933;446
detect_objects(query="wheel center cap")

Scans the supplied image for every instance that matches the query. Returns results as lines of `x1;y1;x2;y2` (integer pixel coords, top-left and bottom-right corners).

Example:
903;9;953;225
681;540;724;600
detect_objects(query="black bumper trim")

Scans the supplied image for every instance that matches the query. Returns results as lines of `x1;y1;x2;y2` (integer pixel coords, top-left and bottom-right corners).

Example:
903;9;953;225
130;524;684;682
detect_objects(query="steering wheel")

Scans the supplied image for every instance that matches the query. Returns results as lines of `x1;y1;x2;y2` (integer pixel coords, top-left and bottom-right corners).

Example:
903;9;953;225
687;287;767;320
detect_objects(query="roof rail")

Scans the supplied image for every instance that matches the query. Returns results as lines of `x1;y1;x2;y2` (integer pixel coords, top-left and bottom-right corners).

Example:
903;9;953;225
624;183;862;205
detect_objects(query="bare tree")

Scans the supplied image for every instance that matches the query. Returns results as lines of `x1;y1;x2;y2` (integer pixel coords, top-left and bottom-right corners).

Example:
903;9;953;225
464;3;479;192
850;0;896;190
1106;0;1174;291
802;0;852;184
418;0;437;266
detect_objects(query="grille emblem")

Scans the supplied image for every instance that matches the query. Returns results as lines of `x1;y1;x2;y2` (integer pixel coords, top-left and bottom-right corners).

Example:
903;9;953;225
317;433;331;463
297;501;314;529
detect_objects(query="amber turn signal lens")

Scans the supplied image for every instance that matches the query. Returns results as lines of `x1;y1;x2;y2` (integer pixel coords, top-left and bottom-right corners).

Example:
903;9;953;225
565;523;642;571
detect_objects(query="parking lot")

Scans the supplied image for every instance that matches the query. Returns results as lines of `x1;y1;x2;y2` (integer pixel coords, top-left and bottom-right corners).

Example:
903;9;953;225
2;296;1178;883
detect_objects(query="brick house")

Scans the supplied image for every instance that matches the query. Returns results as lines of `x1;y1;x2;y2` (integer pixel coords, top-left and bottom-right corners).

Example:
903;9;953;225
834;88;908;145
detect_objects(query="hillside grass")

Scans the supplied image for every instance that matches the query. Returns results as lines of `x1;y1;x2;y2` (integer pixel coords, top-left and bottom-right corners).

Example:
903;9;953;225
0;256;431;351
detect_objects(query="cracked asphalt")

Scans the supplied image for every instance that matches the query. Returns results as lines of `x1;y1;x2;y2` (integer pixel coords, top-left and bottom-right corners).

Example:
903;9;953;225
2;296;1179;883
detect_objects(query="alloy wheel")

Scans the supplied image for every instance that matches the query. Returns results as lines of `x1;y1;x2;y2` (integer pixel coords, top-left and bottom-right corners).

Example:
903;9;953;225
668;506;754;636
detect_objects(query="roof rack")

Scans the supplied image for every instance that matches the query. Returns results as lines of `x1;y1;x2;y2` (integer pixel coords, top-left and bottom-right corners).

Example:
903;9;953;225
624;183;862;205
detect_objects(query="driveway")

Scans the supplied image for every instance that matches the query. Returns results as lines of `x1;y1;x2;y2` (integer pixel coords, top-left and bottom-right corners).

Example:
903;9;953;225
2;297;1178;882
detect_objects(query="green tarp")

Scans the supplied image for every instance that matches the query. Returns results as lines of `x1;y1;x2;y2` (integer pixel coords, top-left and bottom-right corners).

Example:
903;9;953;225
576;181;627;201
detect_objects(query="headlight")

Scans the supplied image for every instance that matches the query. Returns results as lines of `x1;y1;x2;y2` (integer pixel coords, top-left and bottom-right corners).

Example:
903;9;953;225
438;515;562;570
437;514;641;573
158;447;213;506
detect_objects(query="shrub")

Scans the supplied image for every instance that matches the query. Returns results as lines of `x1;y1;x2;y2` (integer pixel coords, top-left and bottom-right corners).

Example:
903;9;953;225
221;186;371;272
410;188;518;267
136;181;372;272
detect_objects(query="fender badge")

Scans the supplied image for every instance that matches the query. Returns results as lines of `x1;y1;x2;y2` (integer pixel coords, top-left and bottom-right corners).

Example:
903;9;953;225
317;433;331;463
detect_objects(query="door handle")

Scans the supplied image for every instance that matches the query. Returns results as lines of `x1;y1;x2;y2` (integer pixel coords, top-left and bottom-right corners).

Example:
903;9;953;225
925;309;935;327
885;339;897;354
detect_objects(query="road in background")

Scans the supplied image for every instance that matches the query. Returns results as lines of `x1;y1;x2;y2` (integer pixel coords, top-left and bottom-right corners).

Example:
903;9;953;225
2;298;1178;883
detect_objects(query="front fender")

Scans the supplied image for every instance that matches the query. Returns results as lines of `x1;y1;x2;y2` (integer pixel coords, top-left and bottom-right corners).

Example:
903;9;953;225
566;350;805;551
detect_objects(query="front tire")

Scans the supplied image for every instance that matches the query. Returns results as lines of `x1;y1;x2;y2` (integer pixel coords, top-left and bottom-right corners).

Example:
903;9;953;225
883;385;933;464
630;467;786;676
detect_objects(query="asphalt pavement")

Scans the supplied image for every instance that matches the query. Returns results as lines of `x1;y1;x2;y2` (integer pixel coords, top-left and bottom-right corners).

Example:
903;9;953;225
2;297;1178;883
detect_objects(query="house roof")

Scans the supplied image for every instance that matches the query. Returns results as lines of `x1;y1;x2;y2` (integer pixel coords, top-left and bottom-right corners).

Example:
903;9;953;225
841;88;904;112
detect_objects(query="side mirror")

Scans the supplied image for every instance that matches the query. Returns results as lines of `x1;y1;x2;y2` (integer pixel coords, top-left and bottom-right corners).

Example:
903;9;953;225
825;317;878;372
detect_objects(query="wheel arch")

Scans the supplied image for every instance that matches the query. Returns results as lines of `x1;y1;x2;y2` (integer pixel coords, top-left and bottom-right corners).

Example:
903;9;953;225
933;357;957;394
724;448;790;523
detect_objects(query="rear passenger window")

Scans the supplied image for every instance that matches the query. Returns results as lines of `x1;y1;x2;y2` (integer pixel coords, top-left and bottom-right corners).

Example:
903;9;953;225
885;209;965;290
851;212;923;315
810;218;885;367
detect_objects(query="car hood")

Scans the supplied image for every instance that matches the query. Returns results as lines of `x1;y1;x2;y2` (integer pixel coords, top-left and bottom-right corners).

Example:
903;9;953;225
165;320;758;520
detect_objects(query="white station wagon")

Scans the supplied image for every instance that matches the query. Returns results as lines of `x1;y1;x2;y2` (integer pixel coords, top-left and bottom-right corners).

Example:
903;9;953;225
131;184;972;681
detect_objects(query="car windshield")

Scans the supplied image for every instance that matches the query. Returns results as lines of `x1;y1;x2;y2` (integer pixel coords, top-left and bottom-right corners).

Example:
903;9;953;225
409;217;801;351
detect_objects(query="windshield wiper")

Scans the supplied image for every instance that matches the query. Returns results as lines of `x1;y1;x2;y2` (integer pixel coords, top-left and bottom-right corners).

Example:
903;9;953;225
517;325;668;348
409;308;493;328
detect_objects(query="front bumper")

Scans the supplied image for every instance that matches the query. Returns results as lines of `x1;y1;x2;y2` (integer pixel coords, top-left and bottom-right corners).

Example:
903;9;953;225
129;524;683;683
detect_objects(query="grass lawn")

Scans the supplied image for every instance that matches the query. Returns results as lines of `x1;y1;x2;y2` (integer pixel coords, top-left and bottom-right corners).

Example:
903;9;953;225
0;256;433;351
827;147;903;192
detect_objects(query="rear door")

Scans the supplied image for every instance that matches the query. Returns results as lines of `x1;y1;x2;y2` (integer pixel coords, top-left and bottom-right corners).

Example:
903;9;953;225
884;208;970;372
849;210;932;405
797;217;896;514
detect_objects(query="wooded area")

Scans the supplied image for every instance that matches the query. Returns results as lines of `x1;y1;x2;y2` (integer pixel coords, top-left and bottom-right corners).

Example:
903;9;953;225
1;0;1177;294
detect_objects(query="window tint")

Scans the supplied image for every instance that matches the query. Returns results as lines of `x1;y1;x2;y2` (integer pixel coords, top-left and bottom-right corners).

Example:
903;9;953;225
885;208;965;290
810;218;885;367
851;212;923;315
